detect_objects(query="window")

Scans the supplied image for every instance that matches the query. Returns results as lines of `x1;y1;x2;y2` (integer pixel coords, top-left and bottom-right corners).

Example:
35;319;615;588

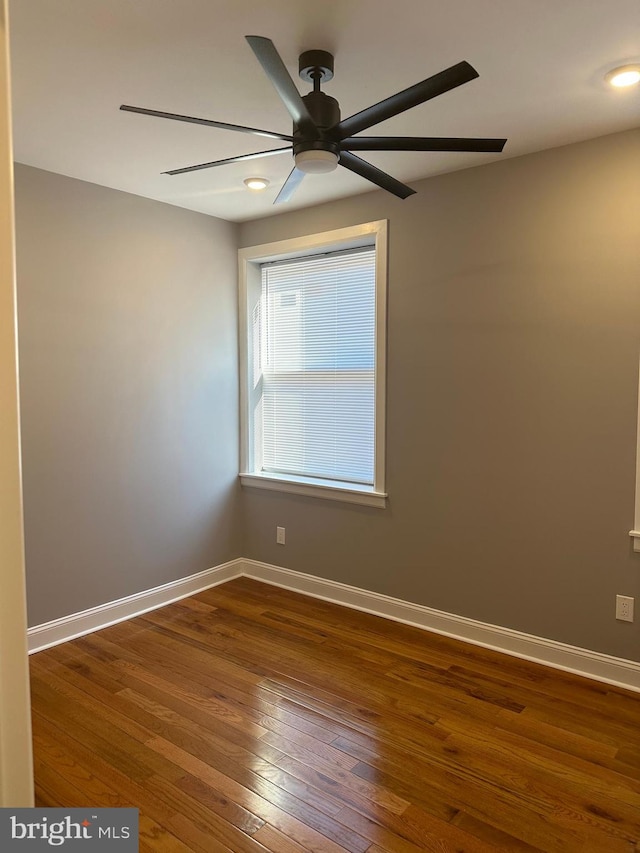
239;221;387;507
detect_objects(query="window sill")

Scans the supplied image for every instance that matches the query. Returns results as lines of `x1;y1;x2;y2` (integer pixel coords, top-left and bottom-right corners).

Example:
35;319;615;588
239;472;387;508
629;530;640;553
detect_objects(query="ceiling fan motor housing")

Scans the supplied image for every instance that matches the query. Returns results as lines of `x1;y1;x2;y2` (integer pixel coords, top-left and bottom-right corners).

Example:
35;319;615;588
294;92;341;156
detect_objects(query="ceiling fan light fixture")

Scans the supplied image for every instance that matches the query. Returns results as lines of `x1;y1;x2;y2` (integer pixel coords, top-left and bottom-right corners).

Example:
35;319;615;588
605;65;640;88
243;177;270;190
294;149;339;174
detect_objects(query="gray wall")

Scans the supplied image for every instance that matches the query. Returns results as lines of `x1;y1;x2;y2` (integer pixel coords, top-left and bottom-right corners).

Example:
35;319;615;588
15;164;240;626
239;129;640;661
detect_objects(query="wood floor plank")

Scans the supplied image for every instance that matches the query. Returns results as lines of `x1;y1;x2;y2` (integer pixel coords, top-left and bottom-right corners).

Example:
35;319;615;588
333;801;502;853
492;706;619;763
273;752;451;826
351;752;636;851
147;736;371;853
333;703;640;845
30;577;640;852
248;759;346;818
103;640;345;745
449;811;544;851
251;823;310;853
145;775;273;853
33;709;276;853
29;680;178;785
137;814;197;853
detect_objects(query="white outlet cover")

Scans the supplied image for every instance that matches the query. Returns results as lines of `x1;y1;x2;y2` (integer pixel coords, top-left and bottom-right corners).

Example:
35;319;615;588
616;595;634;622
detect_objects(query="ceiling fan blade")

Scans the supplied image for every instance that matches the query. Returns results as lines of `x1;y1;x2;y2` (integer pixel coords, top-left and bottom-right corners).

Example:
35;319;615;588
163;147;291;176
245;36;317;137
332;61;479;140
274;167;305;204
341;136;507;153
120;105;293;142
338;151;415;199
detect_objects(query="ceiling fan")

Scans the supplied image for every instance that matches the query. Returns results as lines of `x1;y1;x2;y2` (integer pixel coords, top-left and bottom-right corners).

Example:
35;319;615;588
120;36;507;204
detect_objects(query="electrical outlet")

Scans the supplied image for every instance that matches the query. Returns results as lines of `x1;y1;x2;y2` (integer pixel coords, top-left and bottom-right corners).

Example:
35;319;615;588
276;526;286;545
616;595;634;622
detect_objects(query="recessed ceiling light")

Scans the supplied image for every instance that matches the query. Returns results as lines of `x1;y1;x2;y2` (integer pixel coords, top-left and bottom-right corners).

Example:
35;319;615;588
605;65;640;88
243;177;270;191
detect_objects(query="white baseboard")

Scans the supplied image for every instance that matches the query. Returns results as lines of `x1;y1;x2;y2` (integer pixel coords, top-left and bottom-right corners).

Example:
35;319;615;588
28;557;640;694
242;559;640;694
27;559;244;654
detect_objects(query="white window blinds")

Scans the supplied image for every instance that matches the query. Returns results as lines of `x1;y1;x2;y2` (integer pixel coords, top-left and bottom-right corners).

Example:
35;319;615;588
259;247;376;485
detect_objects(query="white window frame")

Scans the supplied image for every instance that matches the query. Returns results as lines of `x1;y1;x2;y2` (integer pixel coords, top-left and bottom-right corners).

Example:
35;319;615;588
238;220;388;508
629;360;640;551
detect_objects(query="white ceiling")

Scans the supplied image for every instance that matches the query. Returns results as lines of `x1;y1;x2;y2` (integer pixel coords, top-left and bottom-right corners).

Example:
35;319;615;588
8;0;640;222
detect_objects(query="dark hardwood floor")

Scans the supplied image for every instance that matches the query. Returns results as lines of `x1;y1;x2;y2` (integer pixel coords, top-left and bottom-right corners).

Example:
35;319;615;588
30;577;640;851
